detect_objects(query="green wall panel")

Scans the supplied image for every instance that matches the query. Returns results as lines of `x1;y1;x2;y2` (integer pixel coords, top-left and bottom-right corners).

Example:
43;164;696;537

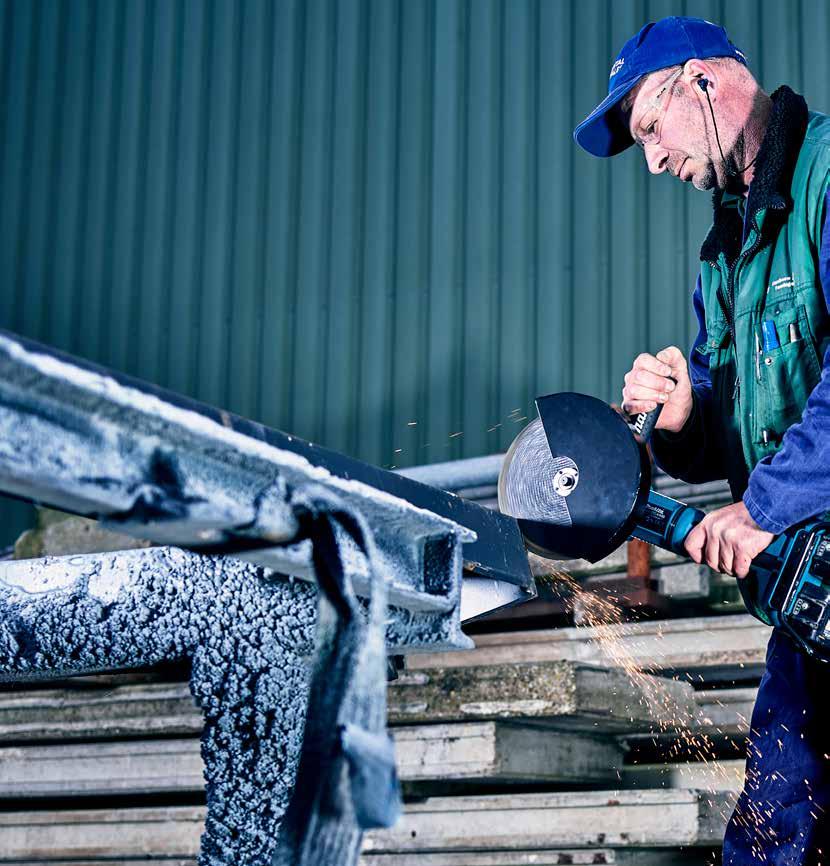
1;0;829;544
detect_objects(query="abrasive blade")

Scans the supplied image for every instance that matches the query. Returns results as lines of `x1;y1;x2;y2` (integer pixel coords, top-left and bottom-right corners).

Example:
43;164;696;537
498;418;576;527
497;392;651;563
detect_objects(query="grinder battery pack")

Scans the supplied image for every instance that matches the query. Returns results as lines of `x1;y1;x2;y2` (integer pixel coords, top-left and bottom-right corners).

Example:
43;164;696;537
499;391;830;663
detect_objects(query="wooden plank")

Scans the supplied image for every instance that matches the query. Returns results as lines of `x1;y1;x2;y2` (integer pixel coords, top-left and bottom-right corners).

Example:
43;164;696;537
388;662;695;730
0;682;201;742
0;680;755;757
628;686;756;756
625;688;756;764
0;858;713;866
0;793;729;860
0;722;623;798
624;759;745;793
359;850;718;866
395;722;623;784
0;739;204;798
363;790;731;852
409;615;769;681
0;807;204;860
2;862;197;866
694;687;755;735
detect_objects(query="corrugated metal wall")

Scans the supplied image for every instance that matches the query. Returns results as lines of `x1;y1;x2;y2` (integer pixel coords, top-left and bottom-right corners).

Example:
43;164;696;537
1;0;829;543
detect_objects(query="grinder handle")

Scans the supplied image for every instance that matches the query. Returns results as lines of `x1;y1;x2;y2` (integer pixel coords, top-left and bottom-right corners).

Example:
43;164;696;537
630;377;677;442
632;404;663;442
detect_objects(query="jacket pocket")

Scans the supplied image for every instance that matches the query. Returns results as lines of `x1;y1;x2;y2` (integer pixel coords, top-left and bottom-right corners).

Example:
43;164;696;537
756;304;822;441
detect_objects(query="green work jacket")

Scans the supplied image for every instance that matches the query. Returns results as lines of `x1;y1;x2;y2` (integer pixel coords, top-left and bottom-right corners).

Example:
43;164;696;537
660;87;830;502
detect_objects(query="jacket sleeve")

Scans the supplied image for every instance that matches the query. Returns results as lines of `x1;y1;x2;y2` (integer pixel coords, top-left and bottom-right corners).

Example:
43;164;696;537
650;275;730;484
743;186;830;533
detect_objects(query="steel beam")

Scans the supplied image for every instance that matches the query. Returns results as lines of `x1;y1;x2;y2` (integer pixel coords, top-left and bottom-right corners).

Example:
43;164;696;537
0;330;535;621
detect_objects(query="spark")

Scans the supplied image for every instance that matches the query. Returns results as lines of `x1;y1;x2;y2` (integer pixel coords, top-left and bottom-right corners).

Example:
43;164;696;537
536;570;761;830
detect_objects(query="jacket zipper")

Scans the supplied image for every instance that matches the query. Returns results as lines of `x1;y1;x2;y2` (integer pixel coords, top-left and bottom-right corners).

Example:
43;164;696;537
715;220;766;404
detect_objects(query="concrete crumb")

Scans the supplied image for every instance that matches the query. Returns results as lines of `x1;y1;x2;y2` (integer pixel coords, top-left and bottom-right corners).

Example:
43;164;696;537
0;548;318;866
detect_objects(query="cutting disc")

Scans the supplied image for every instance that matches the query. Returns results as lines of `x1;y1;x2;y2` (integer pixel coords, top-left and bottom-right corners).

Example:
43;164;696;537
499;418;577;526
498;392;651;563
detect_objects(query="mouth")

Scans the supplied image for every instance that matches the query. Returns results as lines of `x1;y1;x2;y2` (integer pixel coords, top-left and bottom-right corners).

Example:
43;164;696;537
672;156;689;183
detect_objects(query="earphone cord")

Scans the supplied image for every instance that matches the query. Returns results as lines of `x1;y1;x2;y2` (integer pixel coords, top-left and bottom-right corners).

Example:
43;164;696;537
702;84;758;176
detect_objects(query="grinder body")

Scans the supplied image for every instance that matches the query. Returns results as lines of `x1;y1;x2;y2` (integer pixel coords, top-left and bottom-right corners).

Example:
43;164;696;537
499;392;830;663
634;489;830;661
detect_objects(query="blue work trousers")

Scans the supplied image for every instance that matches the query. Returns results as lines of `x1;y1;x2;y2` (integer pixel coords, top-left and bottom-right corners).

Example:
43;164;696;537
723;628;830;865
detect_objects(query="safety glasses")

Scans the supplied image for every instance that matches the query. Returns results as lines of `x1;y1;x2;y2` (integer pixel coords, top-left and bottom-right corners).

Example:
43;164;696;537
633;67;685;149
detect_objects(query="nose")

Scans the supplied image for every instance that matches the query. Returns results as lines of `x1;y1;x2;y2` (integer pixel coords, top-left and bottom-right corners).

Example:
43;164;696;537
644;143;670;174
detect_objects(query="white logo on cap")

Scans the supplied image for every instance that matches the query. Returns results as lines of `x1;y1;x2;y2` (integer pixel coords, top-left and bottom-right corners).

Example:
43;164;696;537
610;58;625;78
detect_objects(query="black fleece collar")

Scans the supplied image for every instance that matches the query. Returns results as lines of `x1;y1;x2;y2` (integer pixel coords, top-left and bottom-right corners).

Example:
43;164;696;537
699;85;809;265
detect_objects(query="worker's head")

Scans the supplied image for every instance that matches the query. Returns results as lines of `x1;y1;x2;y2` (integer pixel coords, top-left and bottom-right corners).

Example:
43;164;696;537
574;17;759;191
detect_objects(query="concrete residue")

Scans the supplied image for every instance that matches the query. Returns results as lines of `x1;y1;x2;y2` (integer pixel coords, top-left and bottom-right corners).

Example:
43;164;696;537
0;547;317;865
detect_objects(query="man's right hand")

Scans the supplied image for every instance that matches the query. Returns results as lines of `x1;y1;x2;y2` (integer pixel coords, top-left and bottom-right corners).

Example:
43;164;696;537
621;346;693;433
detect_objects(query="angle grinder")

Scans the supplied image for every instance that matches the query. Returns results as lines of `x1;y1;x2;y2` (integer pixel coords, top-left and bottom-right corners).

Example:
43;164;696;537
498;392;830;662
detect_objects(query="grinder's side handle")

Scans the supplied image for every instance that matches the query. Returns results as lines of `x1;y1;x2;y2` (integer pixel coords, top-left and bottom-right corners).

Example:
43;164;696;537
630;384;676;443
632;404;663;442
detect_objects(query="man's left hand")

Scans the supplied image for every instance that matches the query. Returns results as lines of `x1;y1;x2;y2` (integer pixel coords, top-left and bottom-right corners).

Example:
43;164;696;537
684;501;775;578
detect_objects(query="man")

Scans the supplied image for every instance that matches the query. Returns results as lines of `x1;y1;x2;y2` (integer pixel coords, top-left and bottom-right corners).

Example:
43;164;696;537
574;16;830;865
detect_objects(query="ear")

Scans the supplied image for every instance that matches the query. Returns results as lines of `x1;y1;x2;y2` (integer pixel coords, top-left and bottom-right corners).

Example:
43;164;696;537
683;58;717;100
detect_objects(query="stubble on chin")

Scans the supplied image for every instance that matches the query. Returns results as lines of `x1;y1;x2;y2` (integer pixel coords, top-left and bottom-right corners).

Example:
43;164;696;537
692;163;718;191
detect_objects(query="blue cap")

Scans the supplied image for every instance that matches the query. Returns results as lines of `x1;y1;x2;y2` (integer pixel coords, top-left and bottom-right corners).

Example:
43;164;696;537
573;16;747;157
